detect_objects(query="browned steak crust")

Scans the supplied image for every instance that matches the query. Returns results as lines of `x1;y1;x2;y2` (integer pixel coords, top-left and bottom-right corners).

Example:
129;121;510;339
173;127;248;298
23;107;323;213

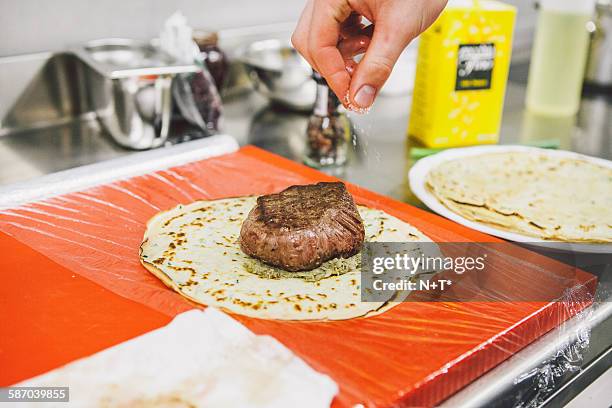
239;182;365;271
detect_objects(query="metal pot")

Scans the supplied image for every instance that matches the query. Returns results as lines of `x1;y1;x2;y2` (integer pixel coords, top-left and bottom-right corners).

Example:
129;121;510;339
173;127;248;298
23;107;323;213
239;39;316;111
74;39;199;150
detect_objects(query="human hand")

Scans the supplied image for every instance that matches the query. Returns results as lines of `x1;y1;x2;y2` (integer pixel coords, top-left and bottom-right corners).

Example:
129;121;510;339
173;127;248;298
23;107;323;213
292;0;447;110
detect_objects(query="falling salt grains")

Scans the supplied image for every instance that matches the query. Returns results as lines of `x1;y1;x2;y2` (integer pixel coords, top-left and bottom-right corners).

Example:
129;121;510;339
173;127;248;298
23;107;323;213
352;123;369;157
341;88;385;166
351;121;383;165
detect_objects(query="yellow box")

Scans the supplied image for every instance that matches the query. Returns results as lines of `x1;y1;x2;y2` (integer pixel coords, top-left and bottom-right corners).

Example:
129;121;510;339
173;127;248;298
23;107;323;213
408;0;516;148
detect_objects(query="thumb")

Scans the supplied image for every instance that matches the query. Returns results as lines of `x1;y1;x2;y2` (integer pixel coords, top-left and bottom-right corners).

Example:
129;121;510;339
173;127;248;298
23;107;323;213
349;20;415;109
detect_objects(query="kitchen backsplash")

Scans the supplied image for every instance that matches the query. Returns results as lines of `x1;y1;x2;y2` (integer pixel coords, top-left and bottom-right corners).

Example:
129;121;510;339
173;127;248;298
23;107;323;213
0;0;536;58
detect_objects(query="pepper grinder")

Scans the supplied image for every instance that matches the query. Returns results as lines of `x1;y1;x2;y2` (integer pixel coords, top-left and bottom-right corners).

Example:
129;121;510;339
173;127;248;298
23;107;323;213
303;72;351;168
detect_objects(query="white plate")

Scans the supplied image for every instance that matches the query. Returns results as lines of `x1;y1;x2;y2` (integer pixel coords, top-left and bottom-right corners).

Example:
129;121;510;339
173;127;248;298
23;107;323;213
409;145;612;254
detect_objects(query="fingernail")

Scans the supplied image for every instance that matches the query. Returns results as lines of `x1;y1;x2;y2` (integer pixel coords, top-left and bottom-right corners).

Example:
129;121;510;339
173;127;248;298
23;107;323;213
354;85;376;108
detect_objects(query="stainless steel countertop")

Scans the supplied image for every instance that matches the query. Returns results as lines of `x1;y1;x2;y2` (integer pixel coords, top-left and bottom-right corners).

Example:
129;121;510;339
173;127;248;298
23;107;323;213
223;64;612;208
1;57;610;407
221;63;612;407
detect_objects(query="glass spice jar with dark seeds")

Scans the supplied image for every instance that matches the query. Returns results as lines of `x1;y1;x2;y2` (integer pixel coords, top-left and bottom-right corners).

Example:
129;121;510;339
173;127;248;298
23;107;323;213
192;30;229;92
189;69;222;132
304;72;351;168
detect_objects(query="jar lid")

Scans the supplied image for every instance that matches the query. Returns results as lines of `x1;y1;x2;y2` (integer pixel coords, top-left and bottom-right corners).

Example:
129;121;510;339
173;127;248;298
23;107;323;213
193;30;219;47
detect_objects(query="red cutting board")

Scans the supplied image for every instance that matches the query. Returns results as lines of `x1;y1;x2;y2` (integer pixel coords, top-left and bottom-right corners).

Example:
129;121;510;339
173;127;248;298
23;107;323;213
0;146;596;407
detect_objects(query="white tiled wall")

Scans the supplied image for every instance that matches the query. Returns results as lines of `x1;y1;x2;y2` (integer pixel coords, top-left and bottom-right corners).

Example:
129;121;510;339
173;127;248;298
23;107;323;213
0;0;536;57
0;0;307;56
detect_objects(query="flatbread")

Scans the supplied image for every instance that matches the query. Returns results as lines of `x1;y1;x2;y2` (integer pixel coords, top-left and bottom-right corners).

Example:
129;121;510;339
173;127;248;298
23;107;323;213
18;309;338;407
140;196;431;320
426;151;612;242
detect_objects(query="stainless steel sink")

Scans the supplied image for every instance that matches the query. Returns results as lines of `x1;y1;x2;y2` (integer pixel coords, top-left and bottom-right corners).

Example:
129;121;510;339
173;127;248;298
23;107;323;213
1;52;90;131
0;52;131;185
0;27;291;187
0;51;208;186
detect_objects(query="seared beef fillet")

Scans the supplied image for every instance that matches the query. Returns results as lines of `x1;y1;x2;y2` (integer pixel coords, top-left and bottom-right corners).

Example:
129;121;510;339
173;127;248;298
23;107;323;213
240;182;365;271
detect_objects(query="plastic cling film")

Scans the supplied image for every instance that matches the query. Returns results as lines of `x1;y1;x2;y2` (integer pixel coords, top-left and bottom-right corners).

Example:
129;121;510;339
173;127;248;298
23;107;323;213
513;330;590;407
0;146;597;407
509;285;606;408
439;278;607;408
0;134;239;210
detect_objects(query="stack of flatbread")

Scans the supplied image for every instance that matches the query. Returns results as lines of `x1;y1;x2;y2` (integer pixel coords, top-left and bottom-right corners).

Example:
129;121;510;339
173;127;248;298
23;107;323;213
18;309;338;407
141;196;432;321
426;151;612;242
